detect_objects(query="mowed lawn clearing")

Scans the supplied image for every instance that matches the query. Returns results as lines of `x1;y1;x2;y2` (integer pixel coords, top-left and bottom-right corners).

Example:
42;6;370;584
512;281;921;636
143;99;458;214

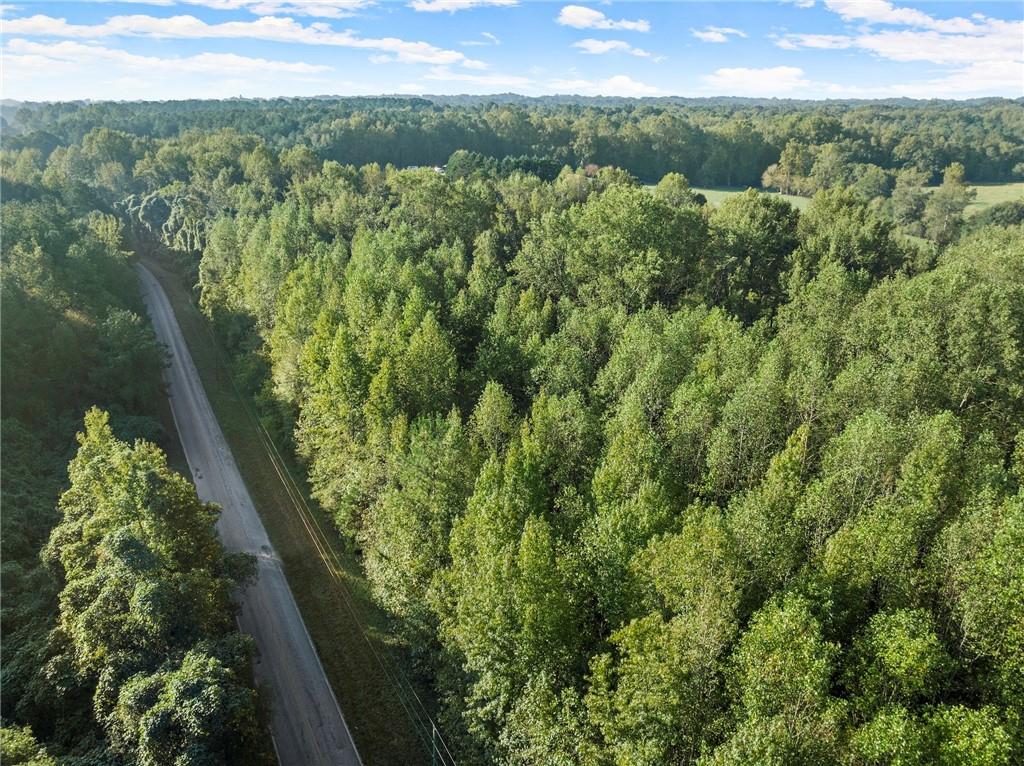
689;181;1023;214
964;181;1024;215
692;186;812;210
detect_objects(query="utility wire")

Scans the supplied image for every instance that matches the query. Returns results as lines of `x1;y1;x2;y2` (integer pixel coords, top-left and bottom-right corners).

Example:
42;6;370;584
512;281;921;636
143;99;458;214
164;260;460;765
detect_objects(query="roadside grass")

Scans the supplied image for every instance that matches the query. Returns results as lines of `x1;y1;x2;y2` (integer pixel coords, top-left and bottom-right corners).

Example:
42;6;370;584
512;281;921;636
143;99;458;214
140;253;434;766
149;373;190;476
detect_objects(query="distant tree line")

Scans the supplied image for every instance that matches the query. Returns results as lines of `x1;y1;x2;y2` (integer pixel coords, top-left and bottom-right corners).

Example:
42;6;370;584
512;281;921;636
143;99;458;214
6;97;1023;187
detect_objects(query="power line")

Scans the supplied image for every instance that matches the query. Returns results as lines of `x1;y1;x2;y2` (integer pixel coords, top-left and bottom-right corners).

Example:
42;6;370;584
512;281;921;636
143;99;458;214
173;275;460;765
247;400;460;766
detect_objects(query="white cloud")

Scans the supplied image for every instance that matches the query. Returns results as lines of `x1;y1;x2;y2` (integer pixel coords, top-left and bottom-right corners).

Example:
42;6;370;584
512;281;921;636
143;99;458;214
702;66;810;96
776;24;1024;66
812;60;1024;99
823;0;981;34
94;0;374;18
5;38;330;74
774;33;852;50
422;65;530;87
549;78;592;91
572;38;651;57
692;30;726;43
1;38;343;100
556;5;649;33
701;58;1022;100
853;23;1023;65
549;74;663;96
775;1;1023;96
461;31;500;46
2;13;484;67
779;0;815;8
217;1;372;17
408;0;517;11
691;26;746;43
896;59;1024;97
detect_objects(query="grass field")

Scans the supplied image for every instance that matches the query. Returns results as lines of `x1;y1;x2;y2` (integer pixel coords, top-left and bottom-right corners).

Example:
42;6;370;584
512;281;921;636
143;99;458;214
692;186;812;210
963;182;1024;215
140;253;435;766
691;181;1024;215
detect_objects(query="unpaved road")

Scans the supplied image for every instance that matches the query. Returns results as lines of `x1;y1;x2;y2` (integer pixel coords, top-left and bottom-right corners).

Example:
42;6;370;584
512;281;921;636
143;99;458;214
138;264;362;766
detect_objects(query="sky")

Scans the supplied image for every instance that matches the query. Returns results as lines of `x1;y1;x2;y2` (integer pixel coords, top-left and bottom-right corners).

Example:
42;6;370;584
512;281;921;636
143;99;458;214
2;1;1022;101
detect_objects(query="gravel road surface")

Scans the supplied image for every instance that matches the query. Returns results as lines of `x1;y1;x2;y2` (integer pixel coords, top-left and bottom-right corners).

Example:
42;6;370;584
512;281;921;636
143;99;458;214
139;263;362;766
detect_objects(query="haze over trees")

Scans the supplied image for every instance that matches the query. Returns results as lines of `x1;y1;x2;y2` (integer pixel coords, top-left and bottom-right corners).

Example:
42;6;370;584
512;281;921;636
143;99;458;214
6;96;1023;188
2;96;1023;765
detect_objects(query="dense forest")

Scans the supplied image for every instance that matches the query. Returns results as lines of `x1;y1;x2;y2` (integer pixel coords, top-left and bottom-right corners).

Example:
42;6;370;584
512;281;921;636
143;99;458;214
0;140;272;763
2;97;1023;765
5;96;1024;190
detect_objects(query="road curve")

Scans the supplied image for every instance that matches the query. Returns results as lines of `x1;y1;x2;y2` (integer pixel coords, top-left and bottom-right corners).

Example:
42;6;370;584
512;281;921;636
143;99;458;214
138;263;362;766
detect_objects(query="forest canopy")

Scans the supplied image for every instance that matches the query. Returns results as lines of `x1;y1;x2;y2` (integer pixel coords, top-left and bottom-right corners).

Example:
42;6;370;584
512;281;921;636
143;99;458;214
0;116;271;765
2;96;1023;765
5;96;1023;188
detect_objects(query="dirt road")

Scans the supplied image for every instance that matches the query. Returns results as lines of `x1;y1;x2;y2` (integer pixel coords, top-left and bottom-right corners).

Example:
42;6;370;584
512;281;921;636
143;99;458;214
138;263;362;766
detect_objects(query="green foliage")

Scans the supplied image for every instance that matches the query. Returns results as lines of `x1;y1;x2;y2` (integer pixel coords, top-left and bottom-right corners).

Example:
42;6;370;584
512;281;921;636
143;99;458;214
850;163;891;202
711;594;845;765
586;509;742;765
890;167;931;233
705;189;800;321
0;727;57;766
515;184;706;310
471;381;518;454
0;167;199;760
106;638;264;766
731;594;837;720
362;412;478;634
933;492;1024;712
6;102;1024;765
791;187;908;286
653;171;700;208
845;609;951;713
39;410;270;765
923;162;978;245
400;312;458;416
89;309;166;412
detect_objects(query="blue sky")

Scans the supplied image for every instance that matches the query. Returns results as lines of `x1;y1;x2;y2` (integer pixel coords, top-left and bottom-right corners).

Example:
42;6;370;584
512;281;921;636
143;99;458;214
3;1;1022;101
